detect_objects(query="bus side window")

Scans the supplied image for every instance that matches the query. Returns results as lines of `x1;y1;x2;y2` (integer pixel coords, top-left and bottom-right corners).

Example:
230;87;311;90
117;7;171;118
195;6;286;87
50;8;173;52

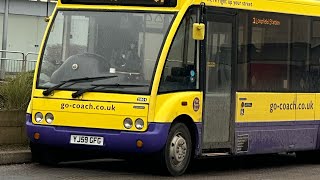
159;8;198;93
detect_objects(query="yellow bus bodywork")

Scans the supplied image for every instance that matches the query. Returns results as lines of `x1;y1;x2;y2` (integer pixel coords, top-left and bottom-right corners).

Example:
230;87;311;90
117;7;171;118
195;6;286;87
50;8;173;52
29;0;320;131
236;93;318;123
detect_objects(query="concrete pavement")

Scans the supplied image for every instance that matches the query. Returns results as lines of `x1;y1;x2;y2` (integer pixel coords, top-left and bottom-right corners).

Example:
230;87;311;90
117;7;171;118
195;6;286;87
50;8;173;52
0;145;31;165
0;154;319;179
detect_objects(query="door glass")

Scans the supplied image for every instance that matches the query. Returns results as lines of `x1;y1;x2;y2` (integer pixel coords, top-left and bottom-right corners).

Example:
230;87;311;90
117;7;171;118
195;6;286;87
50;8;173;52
159;8;198;93
206;22;232;93
203;17;233;144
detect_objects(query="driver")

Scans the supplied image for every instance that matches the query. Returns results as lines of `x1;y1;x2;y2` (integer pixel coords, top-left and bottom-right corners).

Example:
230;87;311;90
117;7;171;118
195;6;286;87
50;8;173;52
112;41;142;73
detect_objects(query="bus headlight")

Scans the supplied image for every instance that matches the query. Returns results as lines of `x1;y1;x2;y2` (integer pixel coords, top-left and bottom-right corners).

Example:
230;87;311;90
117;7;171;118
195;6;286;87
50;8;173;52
45;113;54;124
135;118;144;130
124;118;133;129
35;112;43;123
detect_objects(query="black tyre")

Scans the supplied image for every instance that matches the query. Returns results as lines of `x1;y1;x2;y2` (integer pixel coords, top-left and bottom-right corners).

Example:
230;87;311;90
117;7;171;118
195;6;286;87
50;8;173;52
30;143;60;166
161;123;192;176
296;150;320;163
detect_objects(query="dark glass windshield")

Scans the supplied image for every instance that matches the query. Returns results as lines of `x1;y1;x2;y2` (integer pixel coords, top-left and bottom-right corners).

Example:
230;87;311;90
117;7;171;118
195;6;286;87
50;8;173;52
37;10;174;94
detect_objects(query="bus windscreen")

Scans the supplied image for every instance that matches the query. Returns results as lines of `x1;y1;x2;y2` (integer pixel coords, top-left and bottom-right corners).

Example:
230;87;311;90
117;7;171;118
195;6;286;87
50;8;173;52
61;0;177;7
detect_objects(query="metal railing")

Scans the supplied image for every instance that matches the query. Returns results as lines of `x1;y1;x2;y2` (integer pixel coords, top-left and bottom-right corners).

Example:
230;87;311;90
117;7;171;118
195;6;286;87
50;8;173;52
0;50;38;79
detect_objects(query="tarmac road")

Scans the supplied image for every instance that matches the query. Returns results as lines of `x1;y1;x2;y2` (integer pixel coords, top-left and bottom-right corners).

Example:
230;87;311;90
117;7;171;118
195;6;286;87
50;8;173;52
1;154;320;179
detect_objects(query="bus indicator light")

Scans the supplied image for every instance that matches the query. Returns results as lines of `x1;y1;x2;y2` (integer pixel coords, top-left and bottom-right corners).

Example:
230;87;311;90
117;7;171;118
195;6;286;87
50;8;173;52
34;133;40;140
136;140;143;148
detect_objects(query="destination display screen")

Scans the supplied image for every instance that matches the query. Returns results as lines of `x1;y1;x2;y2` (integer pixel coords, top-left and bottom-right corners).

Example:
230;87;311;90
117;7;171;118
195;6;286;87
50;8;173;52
61;0;177;7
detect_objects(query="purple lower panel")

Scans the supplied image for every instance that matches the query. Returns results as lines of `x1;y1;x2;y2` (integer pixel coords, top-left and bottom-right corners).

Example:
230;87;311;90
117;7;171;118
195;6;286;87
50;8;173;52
26;114;170;153
236;121;319;155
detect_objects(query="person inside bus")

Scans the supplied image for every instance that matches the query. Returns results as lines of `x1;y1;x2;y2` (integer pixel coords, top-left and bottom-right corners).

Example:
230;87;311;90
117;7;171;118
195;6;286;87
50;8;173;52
125;42;142;73
112;41;142;74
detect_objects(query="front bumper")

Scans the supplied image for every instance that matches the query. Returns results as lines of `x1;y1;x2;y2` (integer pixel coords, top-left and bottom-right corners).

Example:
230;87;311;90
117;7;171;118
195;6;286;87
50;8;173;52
26;114;170;153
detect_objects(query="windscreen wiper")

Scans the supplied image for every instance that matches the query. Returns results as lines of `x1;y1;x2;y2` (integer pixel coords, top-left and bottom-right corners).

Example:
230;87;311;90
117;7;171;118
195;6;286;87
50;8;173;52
71;83;149;98
42;75;118;96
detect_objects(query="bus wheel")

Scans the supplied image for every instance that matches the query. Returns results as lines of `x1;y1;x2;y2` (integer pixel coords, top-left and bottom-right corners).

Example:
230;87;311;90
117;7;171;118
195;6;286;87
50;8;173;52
31;143;60;166
161;123;192;176
296;151;320;163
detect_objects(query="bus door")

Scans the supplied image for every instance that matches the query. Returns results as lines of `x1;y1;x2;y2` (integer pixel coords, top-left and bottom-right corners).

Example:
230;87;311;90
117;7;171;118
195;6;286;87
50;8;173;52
202;11;236;150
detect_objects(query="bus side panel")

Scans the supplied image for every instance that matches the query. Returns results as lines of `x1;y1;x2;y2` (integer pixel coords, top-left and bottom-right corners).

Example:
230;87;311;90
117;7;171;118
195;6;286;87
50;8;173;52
154;92;203;155
234;92;318;154
154;92;202;123
315;93;320;149
235;122;318;154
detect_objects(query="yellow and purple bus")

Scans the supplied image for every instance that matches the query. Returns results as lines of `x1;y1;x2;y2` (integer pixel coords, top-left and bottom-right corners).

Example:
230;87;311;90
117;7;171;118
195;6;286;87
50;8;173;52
26;0;320;176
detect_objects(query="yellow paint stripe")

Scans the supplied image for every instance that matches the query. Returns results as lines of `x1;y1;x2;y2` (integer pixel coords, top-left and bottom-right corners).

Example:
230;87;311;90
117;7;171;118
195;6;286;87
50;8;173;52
236;93;317;123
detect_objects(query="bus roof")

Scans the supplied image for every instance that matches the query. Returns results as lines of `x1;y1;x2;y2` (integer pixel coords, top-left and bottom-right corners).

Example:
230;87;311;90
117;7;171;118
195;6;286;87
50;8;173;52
56;0;320;17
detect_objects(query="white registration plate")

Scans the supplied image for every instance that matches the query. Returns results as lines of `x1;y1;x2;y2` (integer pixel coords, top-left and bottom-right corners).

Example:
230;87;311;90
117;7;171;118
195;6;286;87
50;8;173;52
70;135;104;146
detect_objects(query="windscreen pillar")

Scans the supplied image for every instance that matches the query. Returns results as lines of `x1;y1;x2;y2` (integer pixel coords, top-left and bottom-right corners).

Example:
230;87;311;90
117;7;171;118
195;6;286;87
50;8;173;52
0;0;9;80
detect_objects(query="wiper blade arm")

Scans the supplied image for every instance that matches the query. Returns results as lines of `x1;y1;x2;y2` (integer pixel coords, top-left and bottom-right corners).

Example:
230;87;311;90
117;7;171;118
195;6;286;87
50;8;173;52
91;83;149;88
42;75;118;96
71;83;149;98
71;86;96;98
42;82;67;96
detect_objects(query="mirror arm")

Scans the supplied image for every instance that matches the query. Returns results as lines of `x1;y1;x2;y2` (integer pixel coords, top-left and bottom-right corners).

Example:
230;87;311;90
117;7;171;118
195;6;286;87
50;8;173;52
192;2;206;40
45;0;50;22
200;2;206;23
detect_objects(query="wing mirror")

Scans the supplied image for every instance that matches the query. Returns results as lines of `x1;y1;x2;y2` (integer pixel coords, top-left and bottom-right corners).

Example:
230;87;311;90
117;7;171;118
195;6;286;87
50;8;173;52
193;23;205;40
44;16;51;22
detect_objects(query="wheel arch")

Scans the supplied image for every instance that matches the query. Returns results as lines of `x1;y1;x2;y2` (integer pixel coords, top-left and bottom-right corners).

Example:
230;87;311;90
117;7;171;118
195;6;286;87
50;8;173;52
170;114;201;157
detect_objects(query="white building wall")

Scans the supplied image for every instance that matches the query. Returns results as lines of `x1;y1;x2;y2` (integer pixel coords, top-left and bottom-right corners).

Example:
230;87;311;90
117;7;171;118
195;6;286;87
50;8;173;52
8;0;55;16
0;1;5;14
1;0;56;53
0;0;56;72
7;15;47;53
0;14;3;50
